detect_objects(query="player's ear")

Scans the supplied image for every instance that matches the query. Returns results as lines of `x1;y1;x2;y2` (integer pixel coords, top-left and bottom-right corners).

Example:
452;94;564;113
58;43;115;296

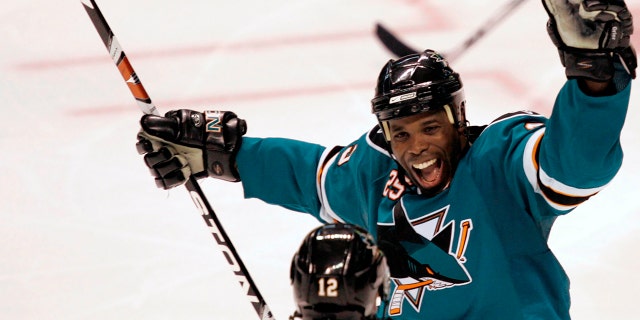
456;125;466;138
457;126;468;150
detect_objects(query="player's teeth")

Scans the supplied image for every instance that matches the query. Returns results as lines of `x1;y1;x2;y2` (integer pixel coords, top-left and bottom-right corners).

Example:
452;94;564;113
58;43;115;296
413;159;436;170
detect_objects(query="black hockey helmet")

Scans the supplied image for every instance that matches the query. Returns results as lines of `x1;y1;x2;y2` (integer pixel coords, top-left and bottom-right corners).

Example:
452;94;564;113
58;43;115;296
371;49;466;140
290;224;390;320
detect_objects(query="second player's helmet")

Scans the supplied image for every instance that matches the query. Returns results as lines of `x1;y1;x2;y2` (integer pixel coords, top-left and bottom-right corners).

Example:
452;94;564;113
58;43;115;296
371;49;466;140
290;224;390;320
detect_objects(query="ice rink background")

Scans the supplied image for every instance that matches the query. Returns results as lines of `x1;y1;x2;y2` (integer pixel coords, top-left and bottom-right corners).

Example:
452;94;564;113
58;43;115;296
1;0;638;319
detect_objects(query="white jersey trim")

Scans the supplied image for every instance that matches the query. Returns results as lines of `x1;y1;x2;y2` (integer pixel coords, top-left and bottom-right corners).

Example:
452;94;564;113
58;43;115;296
366;127;393;156
488;111;546;128
538;167;606;197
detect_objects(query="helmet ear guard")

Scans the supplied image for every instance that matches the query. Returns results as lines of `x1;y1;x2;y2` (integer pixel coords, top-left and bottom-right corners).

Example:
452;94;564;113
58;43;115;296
443;104;455;125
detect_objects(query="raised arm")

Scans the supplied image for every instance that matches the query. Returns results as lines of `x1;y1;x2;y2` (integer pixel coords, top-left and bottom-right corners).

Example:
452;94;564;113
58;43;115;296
519;0;635;218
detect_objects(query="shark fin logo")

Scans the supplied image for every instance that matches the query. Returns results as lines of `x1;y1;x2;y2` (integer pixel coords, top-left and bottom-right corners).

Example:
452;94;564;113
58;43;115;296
378;205;473;316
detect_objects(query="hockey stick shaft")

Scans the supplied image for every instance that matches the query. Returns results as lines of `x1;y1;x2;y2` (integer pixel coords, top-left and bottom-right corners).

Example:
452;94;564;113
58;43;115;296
81;0;157;116
445;0;527;61
81;1;274;318
376;0;528;60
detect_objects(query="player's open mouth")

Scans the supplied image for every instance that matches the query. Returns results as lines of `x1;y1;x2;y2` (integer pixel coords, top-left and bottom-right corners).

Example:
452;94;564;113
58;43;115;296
412;158;442;188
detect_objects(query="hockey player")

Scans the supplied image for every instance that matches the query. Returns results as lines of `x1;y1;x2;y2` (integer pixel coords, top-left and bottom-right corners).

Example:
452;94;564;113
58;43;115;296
289;223;390;320
135;1;636;319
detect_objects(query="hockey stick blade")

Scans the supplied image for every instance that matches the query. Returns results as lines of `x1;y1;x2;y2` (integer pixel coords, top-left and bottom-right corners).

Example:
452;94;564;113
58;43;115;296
375;23;418;57
81;1;275;319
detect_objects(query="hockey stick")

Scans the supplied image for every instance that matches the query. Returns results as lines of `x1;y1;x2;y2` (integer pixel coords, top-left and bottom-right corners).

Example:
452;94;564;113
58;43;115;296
375;0;529;60
375;23;419;58
80;1;274;319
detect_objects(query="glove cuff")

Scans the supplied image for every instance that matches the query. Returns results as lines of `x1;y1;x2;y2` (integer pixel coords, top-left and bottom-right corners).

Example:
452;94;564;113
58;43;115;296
203;111;246;182
559;49;615;82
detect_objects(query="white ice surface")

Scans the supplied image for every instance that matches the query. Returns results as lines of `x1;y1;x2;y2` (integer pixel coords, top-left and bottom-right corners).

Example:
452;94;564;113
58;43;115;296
1;0;638;319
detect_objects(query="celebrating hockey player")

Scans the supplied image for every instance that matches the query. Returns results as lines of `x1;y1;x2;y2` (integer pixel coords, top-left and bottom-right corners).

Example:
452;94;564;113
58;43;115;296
135;0;636;318
289;223;390;320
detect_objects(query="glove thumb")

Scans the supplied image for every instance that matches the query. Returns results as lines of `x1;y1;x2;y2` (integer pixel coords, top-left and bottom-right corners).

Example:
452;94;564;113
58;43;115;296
140;114;180;142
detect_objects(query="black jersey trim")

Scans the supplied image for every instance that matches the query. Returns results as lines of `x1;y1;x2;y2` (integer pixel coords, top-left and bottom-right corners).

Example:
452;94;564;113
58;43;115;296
366;125;393;157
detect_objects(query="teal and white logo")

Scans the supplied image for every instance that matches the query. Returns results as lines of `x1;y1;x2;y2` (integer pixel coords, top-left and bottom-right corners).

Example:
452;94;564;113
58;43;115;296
205;111;222;133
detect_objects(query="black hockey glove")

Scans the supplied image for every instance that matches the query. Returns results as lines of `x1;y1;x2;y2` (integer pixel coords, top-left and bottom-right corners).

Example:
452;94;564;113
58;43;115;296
543;0;636;82
136;109;247;190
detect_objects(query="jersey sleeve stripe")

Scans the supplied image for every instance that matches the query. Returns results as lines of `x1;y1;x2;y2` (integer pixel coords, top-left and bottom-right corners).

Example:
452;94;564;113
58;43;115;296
316;146;346;224
537;167;604;198
523;128;604;211
317;146;343;184
536;172;597;207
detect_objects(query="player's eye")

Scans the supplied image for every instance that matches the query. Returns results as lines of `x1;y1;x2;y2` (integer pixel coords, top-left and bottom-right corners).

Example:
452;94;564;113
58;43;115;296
393;131;408;142
423;126;439;134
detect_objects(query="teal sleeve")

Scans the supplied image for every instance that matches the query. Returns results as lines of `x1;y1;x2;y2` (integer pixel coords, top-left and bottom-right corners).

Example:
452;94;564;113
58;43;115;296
540;79;631;188
469;79;631;227
236;137;326;217
235;129;397;231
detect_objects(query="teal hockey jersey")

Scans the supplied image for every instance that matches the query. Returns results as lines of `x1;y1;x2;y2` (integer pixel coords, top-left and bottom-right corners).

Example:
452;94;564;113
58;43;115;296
235;79;631;319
